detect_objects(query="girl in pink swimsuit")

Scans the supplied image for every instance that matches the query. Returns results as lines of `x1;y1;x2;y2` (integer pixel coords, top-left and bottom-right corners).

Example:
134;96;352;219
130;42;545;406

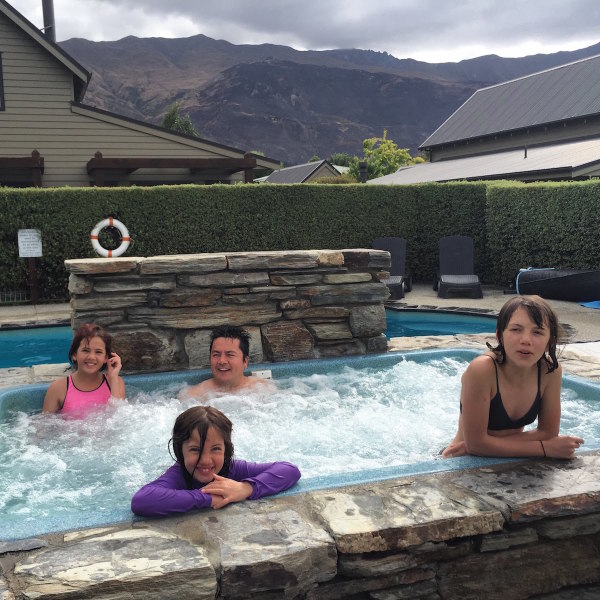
42;323;125;415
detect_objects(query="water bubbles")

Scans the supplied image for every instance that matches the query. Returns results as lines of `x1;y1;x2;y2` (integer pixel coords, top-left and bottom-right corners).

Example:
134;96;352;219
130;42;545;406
1;355;598;540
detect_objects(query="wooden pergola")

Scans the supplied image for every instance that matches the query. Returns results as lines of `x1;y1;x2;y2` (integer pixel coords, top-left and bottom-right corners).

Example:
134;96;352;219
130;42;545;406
0;150;44;187
86;151;257;186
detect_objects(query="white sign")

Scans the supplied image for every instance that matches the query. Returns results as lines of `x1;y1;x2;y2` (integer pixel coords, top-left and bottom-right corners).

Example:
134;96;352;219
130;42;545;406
18;229;43;258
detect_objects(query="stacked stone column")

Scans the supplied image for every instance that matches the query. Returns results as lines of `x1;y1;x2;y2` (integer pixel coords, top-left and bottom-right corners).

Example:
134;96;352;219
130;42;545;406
65;249;391;372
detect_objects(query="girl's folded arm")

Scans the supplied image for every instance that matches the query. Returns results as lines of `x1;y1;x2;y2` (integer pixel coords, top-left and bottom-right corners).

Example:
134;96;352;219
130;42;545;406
231;460;301;499
131;465;212;516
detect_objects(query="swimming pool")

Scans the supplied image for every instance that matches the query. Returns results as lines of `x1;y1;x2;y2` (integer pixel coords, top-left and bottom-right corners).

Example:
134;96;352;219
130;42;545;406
0;311;496;369
0;325;72;368
1;348;598;541
385;309;497;339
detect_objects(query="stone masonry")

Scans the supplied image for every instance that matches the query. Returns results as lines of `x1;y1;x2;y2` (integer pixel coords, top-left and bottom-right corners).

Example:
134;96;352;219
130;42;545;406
64;250;391;372
1;453;599;599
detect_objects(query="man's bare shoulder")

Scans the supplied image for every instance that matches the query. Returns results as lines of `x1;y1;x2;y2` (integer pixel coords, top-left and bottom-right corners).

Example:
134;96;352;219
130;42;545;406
178;378;215;400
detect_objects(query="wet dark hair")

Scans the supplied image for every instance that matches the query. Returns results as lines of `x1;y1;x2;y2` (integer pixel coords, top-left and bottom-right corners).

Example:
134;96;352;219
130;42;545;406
169;406;234;490
487;295;563;373
68;323;113;371
209;325;250;359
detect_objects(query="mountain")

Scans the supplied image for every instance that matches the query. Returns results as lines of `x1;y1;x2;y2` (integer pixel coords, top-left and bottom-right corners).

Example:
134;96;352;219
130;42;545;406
59;36;600;165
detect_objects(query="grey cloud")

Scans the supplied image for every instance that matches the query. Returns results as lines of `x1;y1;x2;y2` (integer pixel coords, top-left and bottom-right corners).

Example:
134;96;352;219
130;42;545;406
11;0;600;61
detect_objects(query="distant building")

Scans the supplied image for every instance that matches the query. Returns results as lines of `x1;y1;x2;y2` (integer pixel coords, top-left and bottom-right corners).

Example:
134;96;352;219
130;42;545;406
370;54;600;184
0;0;279;187
263;160;341;183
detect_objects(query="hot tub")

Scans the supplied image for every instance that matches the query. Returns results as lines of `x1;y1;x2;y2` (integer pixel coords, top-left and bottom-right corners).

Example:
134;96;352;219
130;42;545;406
1;349;598;541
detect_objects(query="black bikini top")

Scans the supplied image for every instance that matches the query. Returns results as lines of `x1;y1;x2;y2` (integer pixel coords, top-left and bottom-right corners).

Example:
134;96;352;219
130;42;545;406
460;357;542;431
487;358;541;430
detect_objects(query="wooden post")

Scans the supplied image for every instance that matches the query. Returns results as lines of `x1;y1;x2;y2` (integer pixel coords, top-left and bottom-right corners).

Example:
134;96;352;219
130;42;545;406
28;257;39;304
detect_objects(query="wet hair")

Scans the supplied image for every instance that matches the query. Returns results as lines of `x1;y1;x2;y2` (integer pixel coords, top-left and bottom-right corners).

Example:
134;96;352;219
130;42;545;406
169;406;234;490
68;323;113;371
487;295;564;372
209;325;250;360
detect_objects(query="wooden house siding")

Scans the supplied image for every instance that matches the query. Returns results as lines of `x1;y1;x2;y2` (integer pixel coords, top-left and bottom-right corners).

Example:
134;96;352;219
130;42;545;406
0;3;278;187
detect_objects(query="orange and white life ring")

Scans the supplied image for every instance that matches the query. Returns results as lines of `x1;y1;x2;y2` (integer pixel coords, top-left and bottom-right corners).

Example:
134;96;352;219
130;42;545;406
90;218;131;258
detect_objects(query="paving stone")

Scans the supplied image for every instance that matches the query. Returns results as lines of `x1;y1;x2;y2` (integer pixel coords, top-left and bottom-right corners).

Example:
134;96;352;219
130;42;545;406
13;528;216;600
65;257;140;274
139;253;227;275
198;503;337;598
227;250;320;270
449;454;600;522
0;538;48;554
308;477;504;553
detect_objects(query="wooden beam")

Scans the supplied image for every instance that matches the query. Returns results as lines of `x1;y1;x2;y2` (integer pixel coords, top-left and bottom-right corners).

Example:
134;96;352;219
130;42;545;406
0;150;44;187
87;155;257;174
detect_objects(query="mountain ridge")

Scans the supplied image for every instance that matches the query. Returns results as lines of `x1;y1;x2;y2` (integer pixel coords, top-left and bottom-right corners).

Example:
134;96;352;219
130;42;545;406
59;36;600;164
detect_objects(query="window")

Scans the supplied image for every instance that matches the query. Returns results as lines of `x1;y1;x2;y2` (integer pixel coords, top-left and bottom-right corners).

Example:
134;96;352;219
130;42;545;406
0;54;4;111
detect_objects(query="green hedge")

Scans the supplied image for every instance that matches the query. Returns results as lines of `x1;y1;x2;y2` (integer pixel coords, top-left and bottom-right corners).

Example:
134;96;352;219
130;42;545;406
1;179;598;301
486;179;600;286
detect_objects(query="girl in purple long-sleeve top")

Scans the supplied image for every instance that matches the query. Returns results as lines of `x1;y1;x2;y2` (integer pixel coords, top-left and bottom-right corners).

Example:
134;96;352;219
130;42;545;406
131;406;301;517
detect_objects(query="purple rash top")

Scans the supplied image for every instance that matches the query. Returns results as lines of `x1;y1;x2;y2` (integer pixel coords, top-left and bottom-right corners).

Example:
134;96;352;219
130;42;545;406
131;459;301;517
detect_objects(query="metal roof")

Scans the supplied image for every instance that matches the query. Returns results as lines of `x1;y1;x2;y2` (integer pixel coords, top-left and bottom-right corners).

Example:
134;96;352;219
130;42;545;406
368;137;600;184
265;160;336;183
421;54;600;148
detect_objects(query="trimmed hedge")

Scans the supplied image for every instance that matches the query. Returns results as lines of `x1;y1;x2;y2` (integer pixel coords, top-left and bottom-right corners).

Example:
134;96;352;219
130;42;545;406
486;179;600;286
1;179;598;301
0;183;487;300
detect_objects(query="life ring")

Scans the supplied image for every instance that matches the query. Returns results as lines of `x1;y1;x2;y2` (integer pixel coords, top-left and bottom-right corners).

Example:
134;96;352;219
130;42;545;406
90;218;131;258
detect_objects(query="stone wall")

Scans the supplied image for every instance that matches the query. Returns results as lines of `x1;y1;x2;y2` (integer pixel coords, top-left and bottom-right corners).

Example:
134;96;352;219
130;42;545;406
2;453;599;599
65;249;391;372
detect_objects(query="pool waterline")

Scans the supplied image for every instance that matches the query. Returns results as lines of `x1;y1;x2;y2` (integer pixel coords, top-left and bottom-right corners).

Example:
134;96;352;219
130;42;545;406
0;308;498;369
1;348;598;542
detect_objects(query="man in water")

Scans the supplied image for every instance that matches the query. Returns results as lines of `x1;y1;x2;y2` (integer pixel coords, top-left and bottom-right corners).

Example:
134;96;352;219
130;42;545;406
181;325;274;398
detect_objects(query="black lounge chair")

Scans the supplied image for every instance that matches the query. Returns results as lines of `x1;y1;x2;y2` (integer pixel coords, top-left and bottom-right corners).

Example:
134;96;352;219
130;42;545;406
434;235;483;299
373;237;412;300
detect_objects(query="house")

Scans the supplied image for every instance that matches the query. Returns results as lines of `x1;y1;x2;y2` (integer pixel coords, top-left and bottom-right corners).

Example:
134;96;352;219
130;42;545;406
263;160;341;183
0;0;280;187
370;54;600;184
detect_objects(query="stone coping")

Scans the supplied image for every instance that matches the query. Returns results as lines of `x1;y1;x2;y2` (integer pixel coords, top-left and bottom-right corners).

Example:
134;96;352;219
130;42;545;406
1;452;599;599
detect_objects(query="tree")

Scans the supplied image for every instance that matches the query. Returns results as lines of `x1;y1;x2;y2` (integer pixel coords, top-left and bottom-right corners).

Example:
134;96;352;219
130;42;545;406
348;130;414;181
328;152;353;167
161;102;198;137
308;155;321;162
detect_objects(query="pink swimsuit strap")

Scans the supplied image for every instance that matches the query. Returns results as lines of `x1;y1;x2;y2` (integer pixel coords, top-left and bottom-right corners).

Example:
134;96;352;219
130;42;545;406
61;374;112;414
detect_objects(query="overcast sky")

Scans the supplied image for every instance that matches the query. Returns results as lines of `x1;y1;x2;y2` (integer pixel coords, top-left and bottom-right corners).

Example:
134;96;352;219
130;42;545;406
10;0;600;63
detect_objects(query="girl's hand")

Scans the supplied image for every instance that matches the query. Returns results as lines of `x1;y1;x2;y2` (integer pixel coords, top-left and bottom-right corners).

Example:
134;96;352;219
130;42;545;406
442;440;468;458
202;475;254;509
543;436;584;459
106;352;122;378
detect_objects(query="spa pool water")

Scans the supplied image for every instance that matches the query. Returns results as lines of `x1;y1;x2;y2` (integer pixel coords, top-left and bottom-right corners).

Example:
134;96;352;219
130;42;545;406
1;350;598;541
